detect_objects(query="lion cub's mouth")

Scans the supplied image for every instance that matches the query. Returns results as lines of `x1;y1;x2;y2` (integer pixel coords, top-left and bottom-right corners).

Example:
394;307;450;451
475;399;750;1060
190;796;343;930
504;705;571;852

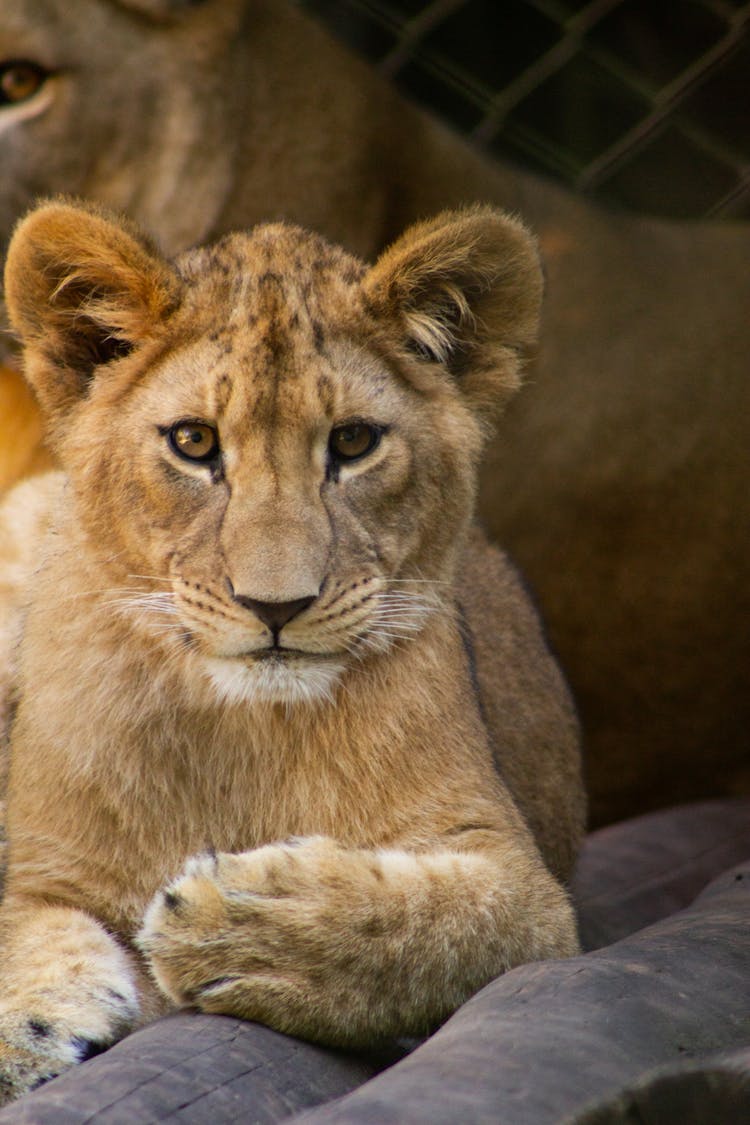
250;645;341;662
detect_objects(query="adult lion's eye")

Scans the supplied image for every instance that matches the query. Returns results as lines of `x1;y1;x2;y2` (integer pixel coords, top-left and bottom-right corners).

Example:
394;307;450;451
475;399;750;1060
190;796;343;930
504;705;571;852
0;61;48;106
168;421;220;463
329;422;381;464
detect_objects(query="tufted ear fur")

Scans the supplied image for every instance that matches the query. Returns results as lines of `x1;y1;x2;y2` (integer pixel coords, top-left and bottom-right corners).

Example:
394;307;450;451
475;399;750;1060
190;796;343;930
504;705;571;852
363;206;543;418
4;199;179;433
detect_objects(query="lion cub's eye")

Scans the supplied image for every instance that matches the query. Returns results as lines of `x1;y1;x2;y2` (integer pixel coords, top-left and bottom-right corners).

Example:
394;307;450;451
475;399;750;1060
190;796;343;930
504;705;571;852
167;421;220;463
0;61;48;106
329;422;381;464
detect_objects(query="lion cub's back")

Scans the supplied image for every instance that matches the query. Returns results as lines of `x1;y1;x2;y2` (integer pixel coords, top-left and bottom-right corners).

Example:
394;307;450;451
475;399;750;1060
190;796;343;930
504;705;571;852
458;526;585;881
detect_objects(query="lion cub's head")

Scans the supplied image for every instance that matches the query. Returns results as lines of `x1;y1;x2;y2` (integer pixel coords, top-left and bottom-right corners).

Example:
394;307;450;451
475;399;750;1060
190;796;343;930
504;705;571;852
5;200;541;706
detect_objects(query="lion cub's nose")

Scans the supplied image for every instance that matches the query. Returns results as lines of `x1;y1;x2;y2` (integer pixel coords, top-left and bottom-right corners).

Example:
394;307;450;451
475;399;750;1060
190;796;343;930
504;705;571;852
229;589;316;632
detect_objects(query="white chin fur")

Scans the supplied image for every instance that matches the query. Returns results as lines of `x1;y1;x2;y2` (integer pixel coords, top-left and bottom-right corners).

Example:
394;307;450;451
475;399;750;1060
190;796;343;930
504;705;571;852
203;656;346;708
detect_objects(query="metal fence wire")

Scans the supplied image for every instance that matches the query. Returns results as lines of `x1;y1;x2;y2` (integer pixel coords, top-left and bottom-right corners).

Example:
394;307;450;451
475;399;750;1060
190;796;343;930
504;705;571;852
299;0;750;220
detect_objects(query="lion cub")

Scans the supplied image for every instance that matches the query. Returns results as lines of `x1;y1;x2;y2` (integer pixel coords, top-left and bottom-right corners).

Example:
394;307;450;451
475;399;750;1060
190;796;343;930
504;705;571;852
0;200;583;1102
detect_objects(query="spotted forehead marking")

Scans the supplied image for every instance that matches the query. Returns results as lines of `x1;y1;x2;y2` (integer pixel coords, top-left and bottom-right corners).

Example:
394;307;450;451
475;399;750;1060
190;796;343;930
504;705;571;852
177;226;368;456
188;231;364;382
214;371;233;414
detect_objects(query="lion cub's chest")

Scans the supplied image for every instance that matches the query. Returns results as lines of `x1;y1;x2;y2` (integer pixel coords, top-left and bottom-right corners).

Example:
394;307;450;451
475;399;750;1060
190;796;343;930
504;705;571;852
55;685;423;926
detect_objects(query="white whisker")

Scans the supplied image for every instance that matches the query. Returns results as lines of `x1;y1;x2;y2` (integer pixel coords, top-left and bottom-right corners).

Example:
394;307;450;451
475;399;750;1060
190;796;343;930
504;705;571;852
56;586;149;603
127;573;175;584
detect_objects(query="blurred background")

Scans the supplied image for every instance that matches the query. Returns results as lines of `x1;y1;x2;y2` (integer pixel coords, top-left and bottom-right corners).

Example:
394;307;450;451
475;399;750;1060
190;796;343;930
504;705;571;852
299;0;749;220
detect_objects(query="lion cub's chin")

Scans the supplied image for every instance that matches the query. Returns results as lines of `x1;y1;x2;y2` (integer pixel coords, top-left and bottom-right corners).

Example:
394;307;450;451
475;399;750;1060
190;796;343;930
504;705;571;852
203;654;347;708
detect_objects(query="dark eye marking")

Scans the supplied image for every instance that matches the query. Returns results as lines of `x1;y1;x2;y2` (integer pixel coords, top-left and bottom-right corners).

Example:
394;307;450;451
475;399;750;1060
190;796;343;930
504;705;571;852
161;421;221;465
328;421;383;466
0;61;50;107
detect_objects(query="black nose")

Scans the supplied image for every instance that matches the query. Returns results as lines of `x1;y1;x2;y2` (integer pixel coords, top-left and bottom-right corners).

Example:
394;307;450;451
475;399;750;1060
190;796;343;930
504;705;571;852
230;591;316;633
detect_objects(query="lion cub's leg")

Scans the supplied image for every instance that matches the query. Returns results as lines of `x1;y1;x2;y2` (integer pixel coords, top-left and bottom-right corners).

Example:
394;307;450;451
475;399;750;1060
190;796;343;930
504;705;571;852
0;900;141;1102
139;834;578;1048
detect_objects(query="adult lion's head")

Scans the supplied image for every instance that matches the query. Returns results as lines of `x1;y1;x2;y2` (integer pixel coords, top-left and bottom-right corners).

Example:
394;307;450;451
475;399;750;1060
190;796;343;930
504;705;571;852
5;200;541;706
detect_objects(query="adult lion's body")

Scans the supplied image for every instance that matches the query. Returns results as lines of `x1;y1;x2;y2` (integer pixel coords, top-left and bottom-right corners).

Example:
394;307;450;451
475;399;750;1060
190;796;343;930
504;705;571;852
0;201;583;1102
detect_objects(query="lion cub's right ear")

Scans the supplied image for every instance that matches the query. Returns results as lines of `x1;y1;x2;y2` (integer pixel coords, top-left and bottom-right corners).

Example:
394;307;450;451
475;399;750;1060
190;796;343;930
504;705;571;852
4;199;179;437
363;205;542;422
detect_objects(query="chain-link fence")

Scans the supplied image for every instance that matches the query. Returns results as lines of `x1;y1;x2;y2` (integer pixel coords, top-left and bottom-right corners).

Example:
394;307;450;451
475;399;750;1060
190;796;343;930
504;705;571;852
300;0;750;220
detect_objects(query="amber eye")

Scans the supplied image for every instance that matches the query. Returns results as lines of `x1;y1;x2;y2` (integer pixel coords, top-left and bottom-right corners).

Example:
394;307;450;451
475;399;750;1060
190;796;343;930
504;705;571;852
167;421;220;463
0;61;48;106
328;422;381;464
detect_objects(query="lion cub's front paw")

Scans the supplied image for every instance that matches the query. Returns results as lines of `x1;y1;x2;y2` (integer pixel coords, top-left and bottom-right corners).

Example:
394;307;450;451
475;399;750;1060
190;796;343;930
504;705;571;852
0;1011;99;1105
0;906;141;1105
137;838;342;1005
137;838;391;1044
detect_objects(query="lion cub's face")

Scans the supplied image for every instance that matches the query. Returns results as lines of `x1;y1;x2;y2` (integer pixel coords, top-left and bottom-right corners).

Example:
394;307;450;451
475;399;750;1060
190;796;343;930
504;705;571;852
107;230;474;706
5;202;541;706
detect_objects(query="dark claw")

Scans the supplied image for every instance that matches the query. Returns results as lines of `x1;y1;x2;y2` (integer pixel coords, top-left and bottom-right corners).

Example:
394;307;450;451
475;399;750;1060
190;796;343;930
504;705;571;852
70;1037;108;1063
106;988;129;1005
29;1073;59;1092
192;976;241;1000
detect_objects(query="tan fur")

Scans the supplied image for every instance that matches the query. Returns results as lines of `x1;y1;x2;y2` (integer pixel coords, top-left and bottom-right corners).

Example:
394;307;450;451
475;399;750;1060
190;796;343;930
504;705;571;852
0;366;52;492
0;0;747;825
0;200;583;1102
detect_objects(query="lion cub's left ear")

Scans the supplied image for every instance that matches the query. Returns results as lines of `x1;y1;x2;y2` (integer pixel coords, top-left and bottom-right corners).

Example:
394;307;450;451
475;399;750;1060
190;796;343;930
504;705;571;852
4;199;179;439
363;206;542;417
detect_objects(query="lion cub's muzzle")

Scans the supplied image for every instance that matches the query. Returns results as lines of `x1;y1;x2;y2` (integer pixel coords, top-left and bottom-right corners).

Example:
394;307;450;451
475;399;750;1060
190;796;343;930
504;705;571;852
226;578;316;644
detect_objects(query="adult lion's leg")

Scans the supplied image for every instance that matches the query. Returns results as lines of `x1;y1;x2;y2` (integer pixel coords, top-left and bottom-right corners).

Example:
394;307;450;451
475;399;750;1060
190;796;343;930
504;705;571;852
0;365;53;496
138;833;578;1048
0;899;141;1102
